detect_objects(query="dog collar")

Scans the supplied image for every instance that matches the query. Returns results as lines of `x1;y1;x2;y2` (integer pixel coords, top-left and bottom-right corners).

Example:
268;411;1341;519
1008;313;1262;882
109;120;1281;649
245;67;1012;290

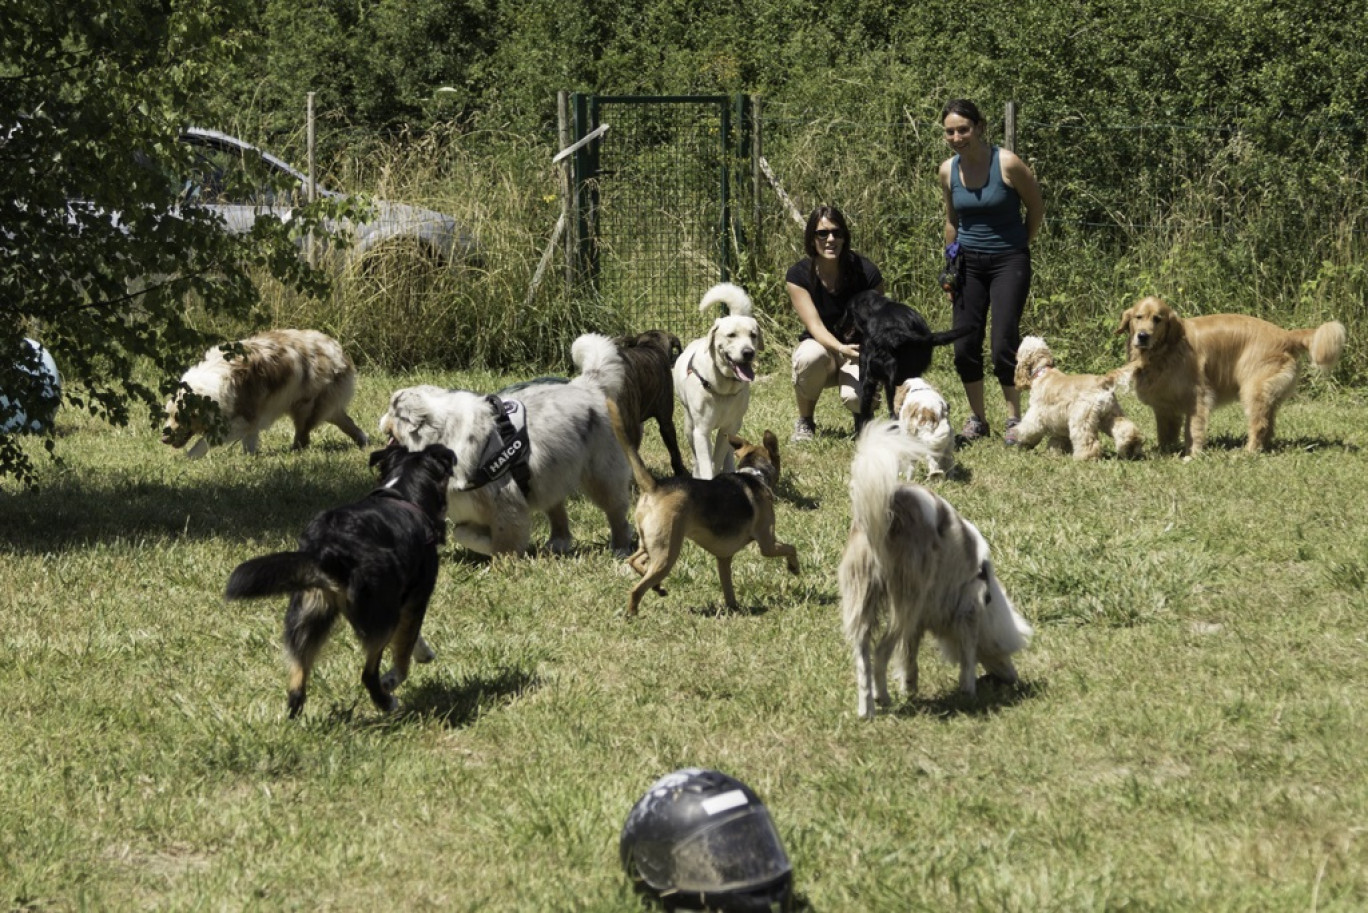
687;354;747;397
466;396;533;496
686;354;716;393
1031;365;1053;380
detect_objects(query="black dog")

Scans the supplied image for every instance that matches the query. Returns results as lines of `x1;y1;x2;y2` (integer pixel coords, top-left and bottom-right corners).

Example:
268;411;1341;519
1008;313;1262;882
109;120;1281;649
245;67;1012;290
842;290;973;428
225;442;455;717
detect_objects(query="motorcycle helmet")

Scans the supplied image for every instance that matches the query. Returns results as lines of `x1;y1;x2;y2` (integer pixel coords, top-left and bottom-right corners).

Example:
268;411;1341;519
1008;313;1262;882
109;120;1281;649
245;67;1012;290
620;768;793;911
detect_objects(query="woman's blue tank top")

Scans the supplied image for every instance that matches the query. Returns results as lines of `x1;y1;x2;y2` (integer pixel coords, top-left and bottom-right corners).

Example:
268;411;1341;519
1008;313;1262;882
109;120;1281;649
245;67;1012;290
950;146;1028;253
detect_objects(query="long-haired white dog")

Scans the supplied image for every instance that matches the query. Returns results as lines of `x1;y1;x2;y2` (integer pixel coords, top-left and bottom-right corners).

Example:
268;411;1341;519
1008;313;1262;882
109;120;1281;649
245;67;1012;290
839;422;1031;718
1013;336;1142;461
161;329;369;459
379;333;633;557
891;377;955;479
673;283;763;479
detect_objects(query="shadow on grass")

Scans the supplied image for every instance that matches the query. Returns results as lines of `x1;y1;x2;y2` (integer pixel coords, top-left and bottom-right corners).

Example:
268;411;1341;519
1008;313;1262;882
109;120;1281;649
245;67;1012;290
0;442;379;553
895;676;1045;720
397;666;540;728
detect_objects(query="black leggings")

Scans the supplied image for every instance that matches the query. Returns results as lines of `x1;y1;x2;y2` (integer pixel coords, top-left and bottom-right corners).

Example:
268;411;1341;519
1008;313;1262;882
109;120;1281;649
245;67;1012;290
952;247;1032;387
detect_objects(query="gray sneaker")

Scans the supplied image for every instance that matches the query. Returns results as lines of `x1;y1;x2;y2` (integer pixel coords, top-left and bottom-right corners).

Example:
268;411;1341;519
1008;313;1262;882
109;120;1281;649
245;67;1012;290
1003;417;1022;446
791;417;816;442
958;414;990;443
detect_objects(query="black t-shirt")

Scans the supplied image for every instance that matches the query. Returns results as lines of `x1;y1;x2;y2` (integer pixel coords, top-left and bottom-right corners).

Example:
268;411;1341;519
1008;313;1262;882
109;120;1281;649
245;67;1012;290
785;253;884;342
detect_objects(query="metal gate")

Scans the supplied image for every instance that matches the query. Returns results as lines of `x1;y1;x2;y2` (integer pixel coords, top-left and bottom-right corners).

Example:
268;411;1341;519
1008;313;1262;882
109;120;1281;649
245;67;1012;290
569;94;752;335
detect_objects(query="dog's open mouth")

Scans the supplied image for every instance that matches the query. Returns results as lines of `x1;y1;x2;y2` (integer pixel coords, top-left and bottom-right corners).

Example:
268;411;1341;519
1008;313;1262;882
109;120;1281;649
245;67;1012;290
730;358;756;383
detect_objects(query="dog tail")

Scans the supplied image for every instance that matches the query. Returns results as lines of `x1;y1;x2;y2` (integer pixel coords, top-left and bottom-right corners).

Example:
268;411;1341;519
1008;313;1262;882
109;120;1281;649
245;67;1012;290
849;420;937;560
700;282;753;318
225;552;339;601
1301;320;1347;371
571;332;626;399
604;398;656;494
929;324;976;348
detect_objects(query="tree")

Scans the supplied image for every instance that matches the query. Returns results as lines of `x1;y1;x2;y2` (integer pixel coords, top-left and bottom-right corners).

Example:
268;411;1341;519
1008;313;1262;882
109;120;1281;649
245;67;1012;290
0;0;330;485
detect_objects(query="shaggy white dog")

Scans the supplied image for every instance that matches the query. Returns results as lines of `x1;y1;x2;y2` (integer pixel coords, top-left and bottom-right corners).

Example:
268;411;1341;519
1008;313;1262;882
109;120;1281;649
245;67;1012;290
839;422;1031;719
673;282;763;479
161;329;368;459
379;333;633;557
1013;335;1143;461
891;377;955;479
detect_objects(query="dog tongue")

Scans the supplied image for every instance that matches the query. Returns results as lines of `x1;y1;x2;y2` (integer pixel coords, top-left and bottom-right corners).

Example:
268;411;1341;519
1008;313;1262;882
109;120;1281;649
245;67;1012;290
733;362;755;382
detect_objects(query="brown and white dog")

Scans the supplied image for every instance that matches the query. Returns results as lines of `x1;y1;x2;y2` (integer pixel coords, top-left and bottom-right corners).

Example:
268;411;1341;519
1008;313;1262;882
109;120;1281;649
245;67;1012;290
1116;296;1346;455
673;283;763;479
380;333;633;557
840;422;1031;718
607;400;799;616
162;329;369;459
891;377;955;479
613;329;688;477
1013;335;1142;461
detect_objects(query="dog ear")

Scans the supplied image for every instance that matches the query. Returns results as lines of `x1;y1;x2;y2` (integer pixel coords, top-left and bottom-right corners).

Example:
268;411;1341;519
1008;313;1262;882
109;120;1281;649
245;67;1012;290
728;434;746;450
1115;307;1134;338
753;321;764;352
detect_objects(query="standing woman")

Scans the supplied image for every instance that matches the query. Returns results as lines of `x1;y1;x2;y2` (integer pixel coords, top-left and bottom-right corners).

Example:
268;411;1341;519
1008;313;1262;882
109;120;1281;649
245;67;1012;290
938;99;1044;444
785;205;884;442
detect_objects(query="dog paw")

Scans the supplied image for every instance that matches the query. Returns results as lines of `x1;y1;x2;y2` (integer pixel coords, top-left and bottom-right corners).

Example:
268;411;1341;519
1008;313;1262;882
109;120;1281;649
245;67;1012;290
786;557;800;575
380;669;406;693
412;636;436;664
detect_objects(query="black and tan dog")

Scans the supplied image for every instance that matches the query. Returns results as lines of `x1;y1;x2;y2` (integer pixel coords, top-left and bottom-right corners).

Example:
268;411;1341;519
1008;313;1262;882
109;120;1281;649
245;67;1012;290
225;442;455;717
606;400;799;615
613;329;688;477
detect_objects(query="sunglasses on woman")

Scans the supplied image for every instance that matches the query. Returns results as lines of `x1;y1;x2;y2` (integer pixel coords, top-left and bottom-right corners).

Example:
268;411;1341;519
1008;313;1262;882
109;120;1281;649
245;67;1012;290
815;228;845;240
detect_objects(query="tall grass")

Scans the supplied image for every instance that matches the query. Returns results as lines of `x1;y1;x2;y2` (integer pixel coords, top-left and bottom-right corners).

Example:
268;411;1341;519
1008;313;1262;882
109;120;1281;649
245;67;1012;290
3;357;1366;910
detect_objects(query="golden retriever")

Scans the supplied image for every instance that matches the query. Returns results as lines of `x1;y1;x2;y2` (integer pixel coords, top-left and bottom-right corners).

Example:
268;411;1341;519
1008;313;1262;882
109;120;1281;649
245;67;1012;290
1116;296;1346;455
1013;335;1142;460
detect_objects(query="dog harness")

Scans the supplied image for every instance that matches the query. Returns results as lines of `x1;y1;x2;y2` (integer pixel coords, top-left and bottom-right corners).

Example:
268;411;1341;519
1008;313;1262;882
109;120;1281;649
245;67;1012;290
466;395;533;496
686;354;718;393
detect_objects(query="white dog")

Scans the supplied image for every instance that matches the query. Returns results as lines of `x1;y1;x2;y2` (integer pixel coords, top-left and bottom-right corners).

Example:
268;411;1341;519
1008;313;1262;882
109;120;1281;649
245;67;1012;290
161;329;369;459
379;333;633;557
1013;336;1143;461
673;282;763;479
891;377;955;479
839;422;1031;719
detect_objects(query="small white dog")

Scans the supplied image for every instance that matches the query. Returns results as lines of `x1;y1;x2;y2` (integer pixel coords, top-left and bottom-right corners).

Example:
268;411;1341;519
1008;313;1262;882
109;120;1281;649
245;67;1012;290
673;282;763;479
839;422;1031;719
161;329;369;459
379;333;633;557
891;377;955;479
1013;336;1143;461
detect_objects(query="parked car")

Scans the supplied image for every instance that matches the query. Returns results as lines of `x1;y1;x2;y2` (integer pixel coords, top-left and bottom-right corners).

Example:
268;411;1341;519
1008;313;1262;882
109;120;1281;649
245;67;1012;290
177;127;477;269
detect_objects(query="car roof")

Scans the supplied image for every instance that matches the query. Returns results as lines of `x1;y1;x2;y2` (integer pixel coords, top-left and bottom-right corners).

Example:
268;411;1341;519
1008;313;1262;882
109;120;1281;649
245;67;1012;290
181;126;312;187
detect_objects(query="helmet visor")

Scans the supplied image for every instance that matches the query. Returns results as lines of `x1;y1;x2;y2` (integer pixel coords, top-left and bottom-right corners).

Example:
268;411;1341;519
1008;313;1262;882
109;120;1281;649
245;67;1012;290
668;806;792;894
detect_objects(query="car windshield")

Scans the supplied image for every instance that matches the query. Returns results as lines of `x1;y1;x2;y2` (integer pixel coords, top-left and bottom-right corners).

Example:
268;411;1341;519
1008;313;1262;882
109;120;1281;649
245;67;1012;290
179;134;304;208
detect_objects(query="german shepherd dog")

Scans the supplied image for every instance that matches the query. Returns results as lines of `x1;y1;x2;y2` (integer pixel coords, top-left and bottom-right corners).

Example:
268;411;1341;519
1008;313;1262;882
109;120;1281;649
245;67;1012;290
225;443;455;717
606;400;799;615
840;290;973;430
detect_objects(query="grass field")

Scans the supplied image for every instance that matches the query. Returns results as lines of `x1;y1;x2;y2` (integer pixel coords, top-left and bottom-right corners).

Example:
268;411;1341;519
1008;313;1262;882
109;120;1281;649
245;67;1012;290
2;350;1366;912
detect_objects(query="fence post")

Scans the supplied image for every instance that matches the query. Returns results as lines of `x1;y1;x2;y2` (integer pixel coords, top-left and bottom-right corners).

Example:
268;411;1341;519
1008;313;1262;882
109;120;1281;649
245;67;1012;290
558;90;574;293
1004;101;1017;152
751;94;762;279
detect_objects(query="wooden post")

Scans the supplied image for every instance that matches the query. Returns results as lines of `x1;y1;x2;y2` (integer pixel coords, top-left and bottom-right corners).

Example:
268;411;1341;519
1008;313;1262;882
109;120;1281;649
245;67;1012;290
557;90;574;292
1004;101;1017;152
306;92;316;266
751;94;762;274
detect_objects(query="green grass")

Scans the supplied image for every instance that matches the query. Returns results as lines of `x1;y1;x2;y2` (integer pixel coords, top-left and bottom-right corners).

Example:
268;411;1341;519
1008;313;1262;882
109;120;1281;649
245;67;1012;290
3;353;1367;911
